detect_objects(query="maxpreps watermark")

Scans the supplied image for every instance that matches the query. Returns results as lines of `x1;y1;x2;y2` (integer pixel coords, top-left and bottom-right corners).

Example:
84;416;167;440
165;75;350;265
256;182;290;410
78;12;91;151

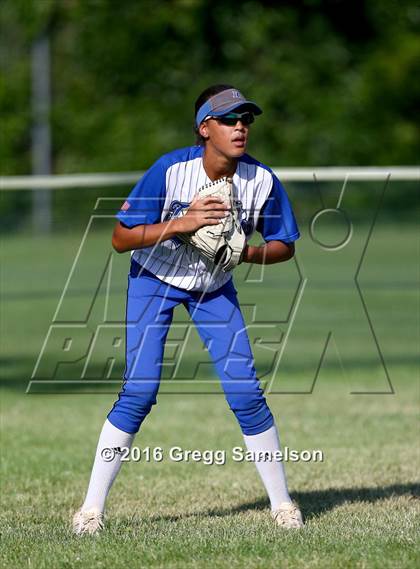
101;446;324;465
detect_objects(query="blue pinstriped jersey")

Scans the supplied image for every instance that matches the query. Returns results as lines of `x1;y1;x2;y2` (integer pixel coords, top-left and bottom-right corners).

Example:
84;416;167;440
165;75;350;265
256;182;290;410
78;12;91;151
116;146;300;292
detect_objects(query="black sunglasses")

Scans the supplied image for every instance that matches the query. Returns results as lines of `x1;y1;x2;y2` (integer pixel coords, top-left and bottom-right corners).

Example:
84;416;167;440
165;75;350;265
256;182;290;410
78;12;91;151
209;112;255;126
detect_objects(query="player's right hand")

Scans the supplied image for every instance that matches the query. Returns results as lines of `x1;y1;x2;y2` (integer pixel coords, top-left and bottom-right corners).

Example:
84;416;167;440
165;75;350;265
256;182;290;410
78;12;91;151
177;195;230;233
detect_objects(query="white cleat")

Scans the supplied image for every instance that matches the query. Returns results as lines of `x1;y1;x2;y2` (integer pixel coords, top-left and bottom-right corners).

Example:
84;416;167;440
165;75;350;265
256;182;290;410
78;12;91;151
271;502;304;529
73;508;104;535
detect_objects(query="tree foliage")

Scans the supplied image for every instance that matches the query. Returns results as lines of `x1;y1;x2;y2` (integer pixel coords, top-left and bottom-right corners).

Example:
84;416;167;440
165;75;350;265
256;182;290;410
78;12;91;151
1;0;418;176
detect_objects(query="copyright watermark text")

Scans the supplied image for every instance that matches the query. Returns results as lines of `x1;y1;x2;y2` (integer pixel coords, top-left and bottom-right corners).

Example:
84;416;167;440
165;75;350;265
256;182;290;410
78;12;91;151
100;445;324;465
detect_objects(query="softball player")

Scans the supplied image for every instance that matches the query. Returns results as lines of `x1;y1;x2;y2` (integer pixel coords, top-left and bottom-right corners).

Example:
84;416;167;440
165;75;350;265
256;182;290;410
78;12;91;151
73;84;303;534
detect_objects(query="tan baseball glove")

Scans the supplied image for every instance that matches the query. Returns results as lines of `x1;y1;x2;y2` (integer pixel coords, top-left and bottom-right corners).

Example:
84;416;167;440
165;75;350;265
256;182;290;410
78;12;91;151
177;177;246;272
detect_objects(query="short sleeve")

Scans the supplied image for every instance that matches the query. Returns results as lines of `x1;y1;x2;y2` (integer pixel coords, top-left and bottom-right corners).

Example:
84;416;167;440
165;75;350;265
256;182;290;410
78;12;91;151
256;174;300;243
116;160;166;228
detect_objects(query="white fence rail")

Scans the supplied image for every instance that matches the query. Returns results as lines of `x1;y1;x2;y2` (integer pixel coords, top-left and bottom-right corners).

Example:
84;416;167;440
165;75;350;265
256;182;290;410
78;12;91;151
1;167;419;190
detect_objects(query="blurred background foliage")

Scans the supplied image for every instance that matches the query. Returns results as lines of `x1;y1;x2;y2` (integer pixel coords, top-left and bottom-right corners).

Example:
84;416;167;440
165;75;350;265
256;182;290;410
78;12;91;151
2;0;420;172
0;0;419;230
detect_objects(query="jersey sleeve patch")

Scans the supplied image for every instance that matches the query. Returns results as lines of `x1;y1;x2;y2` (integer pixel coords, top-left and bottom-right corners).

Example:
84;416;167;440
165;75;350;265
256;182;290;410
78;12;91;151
116;160;166;228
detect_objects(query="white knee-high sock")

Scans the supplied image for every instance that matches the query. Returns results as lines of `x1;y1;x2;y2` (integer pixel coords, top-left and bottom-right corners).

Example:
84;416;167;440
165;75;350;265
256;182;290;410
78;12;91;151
243;424;292;510
81;419;135;513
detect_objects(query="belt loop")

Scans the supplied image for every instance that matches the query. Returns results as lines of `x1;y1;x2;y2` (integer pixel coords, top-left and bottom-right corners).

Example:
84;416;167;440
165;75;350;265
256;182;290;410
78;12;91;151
130;259;141;278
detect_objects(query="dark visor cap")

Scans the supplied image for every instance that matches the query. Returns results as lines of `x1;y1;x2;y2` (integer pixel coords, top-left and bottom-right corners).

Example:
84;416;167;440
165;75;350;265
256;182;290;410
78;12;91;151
195;88;262;127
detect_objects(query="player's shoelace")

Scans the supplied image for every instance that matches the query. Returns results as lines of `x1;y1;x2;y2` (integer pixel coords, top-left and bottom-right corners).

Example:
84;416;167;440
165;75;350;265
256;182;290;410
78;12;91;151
73;509;104;535
272;503;304;528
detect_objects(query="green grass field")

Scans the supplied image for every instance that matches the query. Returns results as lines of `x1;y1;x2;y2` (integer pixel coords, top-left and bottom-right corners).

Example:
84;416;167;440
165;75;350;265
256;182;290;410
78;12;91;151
1;221;419;568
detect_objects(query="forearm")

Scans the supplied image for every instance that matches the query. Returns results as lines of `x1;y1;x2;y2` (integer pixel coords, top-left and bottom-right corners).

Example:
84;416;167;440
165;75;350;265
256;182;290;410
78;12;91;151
242;240;295;265
112;218;185;253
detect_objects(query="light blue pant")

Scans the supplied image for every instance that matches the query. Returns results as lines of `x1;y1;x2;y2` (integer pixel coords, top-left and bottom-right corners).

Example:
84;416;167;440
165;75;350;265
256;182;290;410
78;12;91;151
108;261;273;435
